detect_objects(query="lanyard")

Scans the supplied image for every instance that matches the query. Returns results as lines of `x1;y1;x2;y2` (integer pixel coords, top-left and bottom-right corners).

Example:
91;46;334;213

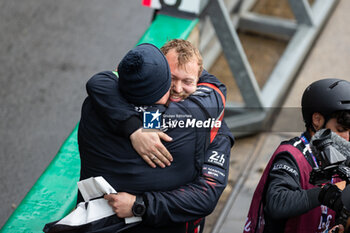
300;134;319;168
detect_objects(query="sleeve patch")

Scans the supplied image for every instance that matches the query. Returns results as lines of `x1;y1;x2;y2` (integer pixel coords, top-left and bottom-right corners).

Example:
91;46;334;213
272;163;299;177
202;164;226;184
205;150;227;169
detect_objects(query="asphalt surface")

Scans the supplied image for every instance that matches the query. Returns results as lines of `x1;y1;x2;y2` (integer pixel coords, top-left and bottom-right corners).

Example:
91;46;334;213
0;0;153;227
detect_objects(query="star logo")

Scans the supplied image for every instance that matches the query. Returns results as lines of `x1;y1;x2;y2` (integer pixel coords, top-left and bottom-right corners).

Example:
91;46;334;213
143;110;162;129
150;110;161;122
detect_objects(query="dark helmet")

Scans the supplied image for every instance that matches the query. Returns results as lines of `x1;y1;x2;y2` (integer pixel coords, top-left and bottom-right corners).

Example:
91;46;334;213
301;78;350;128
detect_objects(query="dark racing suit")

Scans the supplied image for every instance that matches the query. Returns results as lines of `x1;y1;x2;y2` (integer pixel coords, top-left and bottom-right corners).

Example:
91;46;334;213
78;70;234;232
244;132;336;233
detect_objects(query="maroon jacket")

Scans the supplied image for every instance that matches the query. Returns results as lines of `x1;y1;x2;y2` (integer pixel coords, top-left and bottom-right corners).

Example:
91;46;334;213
244;142;336;233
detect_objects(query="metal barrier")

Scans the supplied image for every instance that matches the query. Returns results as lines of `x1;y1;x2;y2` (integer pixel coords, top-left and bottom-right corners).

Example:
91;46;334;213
201;0;339;136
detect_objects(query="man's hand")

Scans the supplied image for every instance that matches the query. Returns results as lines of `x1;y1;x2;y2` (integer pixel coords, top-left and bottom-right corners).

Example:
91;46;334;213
336;181;346;190
329;224;344;233
319;183;343;213
104;192;135;218
130;128;173;168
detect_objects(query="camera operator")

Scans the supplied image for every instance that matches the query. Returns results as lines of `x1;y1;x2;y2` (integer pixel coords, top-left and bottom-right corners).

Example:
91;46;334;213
244;79;350;233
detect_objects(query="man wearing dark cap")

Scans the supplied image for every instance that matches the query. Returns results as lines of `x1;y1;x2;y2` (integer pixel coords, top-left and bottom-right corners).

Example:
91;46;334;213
117;43;171;105
77;43;233;233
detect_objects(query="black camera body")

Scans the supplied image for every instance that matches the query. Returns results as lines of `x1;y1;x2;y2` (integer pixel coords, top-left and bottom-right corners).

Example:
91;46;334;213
309;129;349;186
309;164;350;186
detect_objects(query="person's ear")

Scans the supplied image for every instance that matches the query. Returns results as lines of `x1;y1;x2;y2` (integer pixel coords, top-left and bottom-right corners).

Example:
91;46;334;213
311;112;325;131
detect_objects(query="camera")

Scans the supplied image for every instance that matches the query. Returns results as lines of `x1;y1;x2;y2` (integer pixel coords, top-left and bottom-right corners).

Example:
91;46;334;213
309;129;350;185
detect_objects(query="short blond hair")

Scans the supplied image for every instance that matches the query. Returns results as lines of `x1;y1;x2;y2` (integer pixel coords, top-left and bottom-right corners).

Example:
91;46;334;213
161;39;203;77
